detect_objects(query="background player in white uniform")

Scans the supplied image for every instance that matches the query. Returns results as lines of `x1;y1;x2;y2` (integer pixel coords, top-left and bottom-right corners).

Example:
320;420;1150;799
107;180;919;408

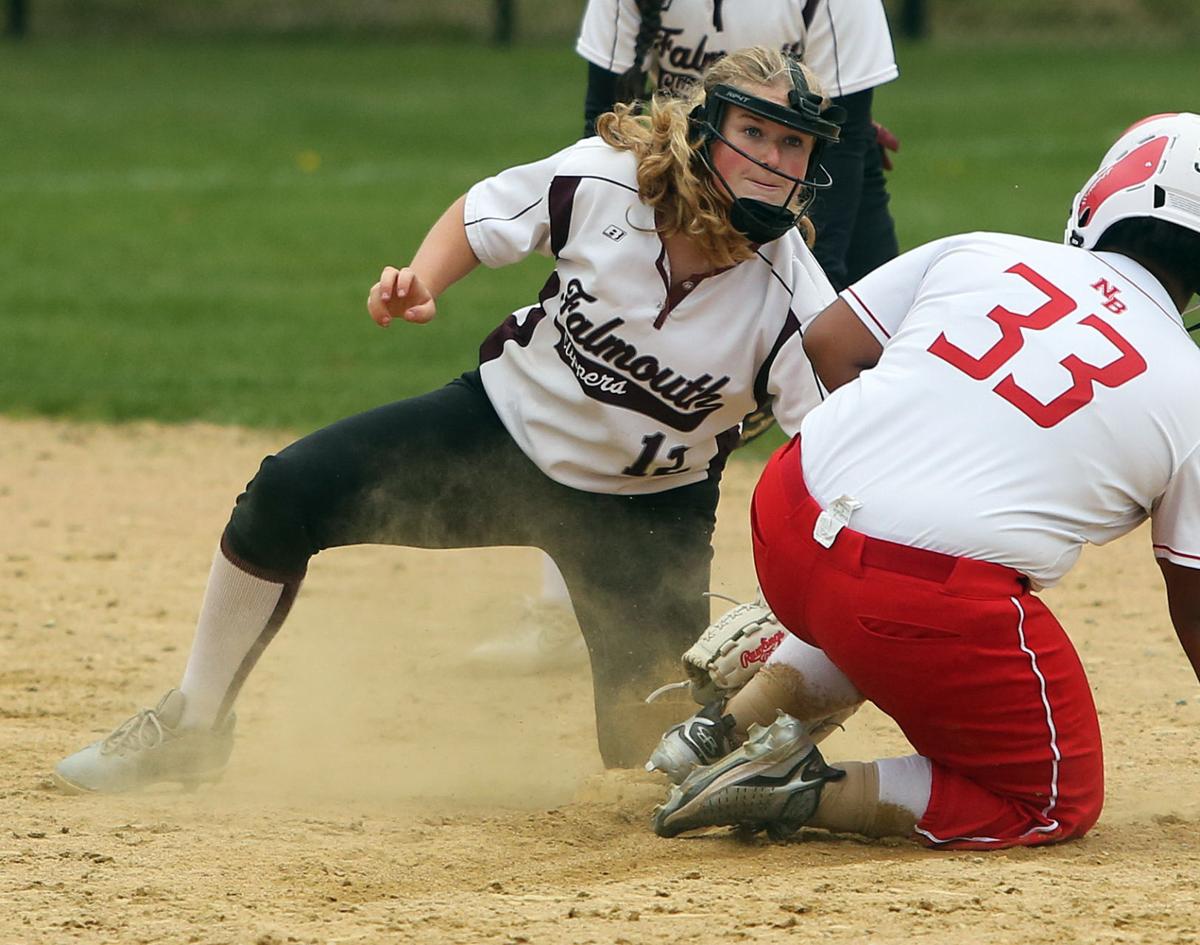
494;0;903;658
54;47;845;792
650;112;1200;848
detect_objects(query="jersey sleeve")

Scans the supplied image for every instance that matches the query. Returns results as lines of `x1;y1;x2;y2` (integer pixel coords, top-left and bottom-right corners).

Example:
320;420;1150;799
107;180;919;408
790;244;838;327
838;237;952;346
766;247;837;436
463;147;571;269
1152;443;1200;570
766;322;826;437
576;0;639;73
803;0;898;97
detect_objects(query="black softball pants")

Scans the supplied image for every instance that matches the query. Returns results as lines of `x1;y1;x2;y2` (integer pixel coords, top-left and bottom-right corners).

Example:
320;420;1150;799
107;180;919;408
808;87;900;292
221;371;718;768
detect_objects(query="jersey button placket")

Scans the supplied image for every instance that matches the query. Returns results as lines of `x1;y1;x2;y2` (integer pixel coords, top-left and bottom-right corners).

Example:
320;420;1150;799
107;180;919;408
654;280;697;329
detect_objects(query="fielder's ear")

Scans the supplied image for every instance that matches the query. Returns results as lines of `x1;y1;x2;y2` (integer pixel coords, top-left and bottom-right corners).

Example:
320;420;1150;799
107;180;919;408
687;103;709;145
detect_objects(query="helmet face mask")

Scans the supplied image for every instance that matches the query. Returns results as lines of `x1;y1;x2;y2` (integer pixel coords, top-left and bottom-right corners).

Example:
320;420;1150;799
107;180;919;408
1066;112;1200;250
692;63;845;244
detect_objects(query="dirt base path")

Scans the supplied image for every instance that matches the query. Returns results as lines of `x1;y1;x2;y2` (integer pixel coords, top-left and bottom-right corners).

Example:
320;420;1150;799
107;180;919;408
2;417;1198;944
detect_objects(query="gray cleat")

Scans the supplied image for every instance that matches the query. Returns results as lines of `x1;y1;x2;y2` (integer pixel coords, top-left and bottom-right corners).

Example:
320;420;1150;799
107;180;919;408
646;704;858;786
645;702;735;784
652;712;844;839
55;689;235;794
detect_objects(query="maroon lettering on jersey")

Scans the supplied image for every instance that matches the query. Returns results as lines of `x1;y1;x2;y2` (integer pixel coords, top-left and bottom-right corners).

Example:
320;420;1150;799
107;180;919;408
1076;136;1168;227
554;279;731;431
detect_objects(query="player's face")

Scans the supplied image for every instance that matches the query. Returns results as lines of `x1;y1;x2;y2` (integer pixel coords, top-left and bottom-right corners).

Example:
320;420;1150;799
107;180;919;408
711;106;813;203
711;84;815;206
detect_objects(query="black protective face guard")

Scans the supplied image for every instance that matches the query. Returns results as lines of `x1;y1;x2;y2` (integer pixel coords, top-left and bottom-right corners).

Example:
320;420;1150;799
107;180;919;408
691;76;849;243
708;82;843;148
688;73;846;243
696;81;845;192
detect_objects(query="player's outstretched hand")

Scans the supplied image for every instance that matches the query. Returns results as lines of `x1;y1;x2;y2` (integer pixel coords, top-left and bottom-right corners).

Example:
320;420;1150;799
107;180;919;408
367;266;437;326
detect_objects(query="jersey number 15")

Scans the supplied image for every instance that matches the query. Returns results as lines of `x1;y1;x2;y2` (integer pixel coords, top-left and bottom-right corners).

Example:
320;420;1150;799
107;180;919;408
623;433;690;477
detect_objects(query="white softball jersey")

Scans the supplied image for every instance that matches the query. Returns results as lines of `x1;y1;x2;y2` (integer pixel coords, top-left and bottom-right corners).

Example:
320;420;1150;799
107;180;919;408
576;0;898;99
464;136;833;495
801;231;1200;587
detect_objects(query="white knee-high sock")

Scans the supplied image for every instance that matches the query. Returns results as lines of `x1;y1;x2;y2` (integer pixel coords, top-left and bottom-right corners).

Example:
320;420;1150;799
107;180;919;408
178;545;299;730
768;633;863;704
875;754;933;821
727;633;863;738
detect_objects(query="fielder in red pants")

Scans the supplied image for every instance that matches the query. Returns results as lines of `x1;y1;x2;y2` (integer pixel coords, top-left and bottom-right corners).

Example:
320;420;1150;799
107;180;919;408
652;112;1200;847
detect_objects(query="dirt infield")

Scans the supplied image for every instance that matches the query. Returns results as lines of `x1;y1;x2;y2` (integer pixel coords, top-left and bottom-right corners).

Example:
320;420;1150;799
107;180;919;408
2;416;1198;945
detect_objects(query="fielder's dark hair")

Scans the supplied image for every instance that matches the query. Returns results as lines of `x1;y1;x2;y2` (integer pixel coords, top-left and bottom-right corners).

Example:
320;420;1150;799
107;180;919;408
1094;217;1200;299
614;0;664;105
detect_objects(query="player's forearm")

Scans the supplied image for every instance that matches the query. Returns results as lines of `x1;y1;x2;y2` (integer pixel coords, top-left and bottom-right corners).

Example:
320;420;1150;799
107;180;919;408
1174;621;1200;684
1158;560;1200;684
409;194;479;300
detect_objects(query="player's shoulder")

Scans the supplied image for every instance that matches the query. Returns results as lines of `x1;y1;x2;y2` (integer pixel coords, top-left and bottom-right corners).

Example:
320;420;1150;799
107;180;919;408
753;230;813;283
756;228;821;265
554;137;641;190
755;232;837;309
936;230;1052;253
912;231;1069;269
942;232;1196;350
959;233;1179;307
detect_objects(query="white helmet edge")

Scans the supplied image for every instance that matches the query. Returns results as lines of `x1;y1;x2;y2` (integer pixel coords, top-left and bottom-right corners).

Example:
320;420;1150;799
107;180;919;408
1065;112;1200;250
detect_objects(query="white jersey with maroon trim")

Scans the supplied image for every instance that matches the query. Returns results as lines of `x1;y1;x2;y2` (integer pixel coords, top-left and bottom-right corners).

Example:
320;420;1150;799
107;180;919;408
576;0;898;99
465;137;832;495
800;231;1200;586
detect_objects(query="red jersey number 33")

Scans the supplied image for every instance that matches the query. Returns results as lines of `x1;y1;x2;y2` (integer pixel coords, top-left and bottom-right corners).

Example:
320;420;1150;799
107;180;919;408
927;263;1147;428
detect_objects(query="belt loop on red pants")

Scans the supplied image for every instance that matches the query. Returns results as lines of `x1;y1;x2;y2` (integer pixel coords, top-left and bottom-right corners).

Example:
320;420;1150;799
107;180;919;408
777;437;1026;596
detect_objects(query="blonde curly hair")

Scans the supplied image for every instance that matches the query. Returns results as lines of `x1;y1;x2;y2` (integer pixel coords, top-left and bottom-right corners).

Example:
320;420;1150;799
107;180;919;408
596;46;826;269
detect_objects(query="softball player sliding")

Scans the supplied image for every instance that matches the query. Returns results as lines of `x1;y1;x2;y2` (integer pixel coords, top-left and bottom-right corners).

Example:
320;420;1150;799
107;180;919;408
55;47;847;791
651;113;1200;848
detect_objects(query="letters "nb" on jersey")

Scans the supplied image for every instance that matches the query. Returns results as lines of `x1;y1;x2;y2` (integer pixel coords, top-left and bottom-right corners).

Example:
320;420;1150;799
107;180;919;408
1091;278;1127;314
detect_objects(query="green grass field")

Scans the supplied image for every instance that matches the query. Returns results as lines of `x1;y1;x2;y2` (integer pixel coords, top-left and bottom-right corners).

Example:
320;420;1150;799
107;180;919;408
0;39;1193;452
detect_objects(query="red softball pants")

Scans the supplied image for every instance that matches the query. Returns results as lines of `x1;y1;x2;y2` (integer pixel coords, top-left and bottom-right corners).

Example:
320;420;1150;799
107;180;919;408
751;438;1104;849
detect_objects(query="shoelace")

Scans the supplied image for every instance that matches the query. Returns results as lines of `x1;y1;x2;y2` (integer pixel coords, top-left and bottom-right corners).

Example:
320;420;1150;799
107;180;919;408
99;708;169;756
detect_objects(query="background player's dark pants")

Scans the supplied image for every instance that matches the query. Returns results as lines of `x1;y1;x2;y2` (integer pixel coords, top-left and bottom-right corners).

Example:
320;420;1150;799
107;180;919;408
221;371;717;768
808;88;900;291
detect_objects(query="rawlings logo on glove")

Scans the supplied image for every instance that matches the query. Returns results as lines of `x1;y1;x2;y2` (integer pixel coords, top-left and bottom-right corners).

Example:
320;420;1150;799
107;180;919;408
739;628;786;669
